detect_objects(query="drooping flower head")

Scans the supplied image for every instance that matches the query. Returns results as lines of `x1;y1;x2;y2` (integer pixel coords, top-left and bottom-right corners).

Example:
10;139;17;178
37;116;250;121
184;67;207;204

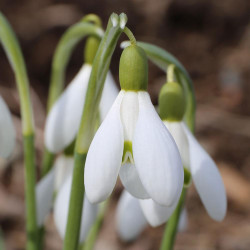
85;45;184;207
158;78;227;221
44;36;119;153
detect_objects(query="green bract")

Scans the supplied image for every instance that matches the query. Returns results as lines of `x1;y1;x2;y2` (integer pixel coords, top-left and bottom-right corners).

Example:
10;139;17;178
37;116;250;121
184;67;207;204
119;45;148;91
159;82;186;121
84;36;100;64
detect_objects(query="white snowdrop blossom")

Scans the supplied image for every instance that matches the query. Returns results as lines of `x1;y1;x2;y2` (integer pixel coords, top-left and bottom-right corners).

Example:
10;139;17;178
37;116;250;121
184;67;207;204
36;154;99;240
85;90;183;206
116;190;187;241
164;121;227;221
35;155;73;226
54;175;99;243
44;64;119;153
0;96;15;158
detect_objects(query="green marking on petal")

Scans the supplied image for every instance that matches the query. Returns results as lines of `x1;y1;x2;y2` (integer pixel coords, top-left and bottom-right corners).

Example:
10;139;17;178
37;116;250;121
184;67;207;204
122;141;134;164
184;167;192;187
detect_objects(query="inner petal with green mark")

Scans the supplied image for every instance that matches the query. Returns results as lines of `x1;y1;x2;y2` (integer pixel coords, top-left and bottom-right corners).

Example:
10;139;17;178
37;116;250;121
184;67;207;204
122;141;134;164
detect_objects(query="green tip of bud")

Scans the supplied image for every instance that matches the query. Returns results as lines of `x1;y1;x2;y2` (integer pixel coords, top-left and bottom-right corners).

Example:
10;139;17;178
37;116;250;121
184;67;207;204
119;45;148;91
84;36;100;64
159;82;186;121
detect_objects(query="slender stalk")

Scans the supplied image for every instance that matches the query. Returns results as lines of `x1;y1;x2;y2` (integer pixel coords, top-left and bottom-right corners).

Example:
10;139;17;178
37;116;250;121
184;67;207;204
0;13;37;249
63;13;127;250
167;64;176;83
123;27;136;45
63;153;87;250
160;189;187;250
81;14;102;27
41;19;104;176
136;41;196;132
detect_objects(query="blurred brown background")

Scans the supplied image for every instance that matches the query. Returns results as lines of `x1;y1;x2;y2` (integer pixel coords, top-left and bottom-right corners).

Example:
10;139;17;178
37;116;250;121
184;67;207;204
0;0;250;249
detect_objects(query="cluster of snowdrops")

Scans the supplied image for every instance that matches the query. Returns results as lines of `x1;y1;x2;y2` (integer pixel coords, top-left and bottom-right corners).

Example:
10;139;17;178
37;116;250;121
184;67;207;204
0;12;227;250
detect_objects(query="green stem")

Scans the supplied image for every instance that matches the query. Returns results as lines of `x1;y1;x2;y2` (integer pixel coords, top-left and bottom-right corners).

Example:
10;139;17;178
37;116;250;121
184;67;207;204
123;27;136;45
63;13;126;250
160;189;187;250
136;42;196;132
63;153;87;250
81;14;102;27
47;20;103;113
40;17;104;177
82;201;109;250
167;64;176;83
0;13;38;249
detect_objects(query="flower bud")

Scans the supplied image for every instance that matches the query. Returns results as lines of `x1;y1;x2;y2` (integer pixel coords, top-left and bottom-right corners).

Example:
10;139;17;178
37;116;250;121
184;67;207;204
84;36;100;64
119;45;148;91
159;82;186;121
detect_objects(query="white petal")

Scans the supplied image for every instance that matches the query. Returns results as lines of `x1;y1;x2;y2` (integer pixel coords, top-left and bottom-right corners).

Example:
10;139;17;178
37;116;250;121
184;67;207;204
119;163;150;199
54;176;99;243
54;155;74;192
36;169;55;226
133;91;183;206
116;190;147;242
99;72;119;121
120;91;139;141
164;121;190;170
139;198;178;227
178;208;188;232
0;96;15;158
85;91;125;203
45;64;92;153
183;124;227;221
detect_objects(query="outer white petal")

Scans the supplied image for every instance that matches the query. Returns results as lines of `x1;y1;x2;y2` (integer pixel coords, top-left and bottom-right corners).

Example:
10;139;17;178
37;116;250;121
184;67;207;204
36;169;55;226
54;176;99;243
116;190;147;242
45;64;92;153
133;92;183;206
183;124;227;221
119;163;150;199
139;198;178;227
0;96;15;158
164;121;190;170
85;91;125;203
99;72;119;121
54;155;74;192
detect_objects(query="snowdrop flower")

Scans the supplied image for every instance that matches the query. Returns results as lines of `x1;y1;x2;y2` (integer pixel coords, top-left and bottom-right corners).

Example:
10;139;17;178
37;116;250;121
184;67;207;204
85;45;183;207
0;96;15;158
116;190;187;241
54;175;99;243
159;81;227;221
36;154;99;241
45;37;119;153
36;155;73;226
